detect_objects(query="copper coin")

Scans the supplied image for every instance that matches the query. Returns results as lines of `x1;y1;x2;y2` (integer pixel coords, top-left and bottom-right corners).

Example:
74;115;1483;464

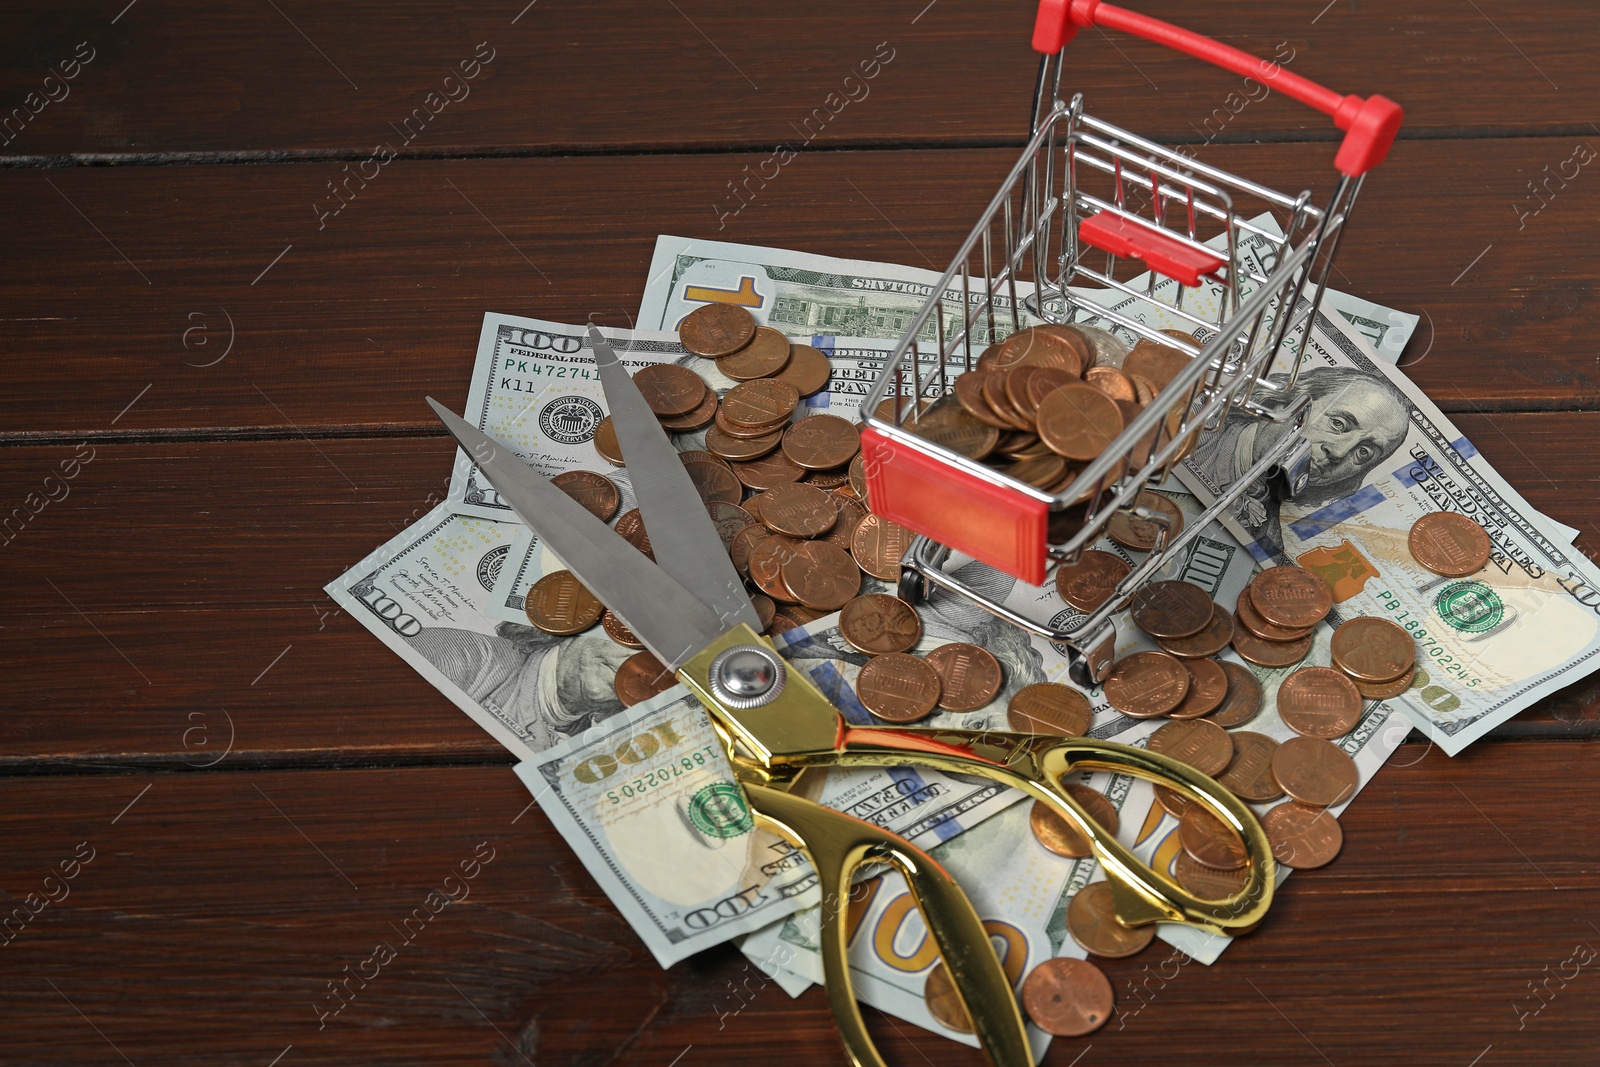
1129;580;1215;639
1173;851;1250;900
1409;512;1491;577
1036;382;1125;461
782;414;860;471
838;594;922;656
914;404;1001;460
1103;651;1190;718
1105;490;1185;552
705;423;783;461
714;405;789;439
592;415;626;466
1217;731;1283;802
924;642;1003;711
851;513;914;581
550;469;621;522
613;508;654;559
1157;604;1235;658
856;653;941;723
848;453;868;502
1271;736;1359;808
730;449;804;490
1148;718;1234;776
779;541;860;611
1084;365;1137;403
1354;663;1418;700
749;594;776;632
1263;802;1344;869
601;609;646;649
1028;324;1092;373
1124;332;1194;391
1209;661;1265;727
718;326;792;380
1231;625;1313;669
1025;366;1082;408
1003;452;1069;490
1066;880;1153;959
1154;785;1193;819
981;369;1030;429
721;378;799;427
657;387;720;431
804;465;851;490
682;456;744;507
524;570;603;635
679;302;756;358
923;961;972;1034
1005;366;1047;420
954;370;1005;426
1022;959;1114;1037
729;523;772;577
818;497;867;552
1007;682;1093;736
632;363;707;417
613;650;676;707
1055;550;1131;612
1167;657;1230;720
1330;616;1416;683
1247;566;1333;629
772;343;833;397
747;536;802;602
1030;786;1120;860
760;483;838;538
704;500;756;550
1178;805;1247;870
1277;666;1364;739
1234;586;1313;642
768;611;806;636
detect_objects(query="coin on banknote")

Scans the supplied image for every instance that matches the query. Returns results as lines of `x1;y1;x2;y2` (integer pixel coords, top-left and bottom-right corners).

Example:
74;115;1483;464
614;508;654;559
1234;586;1314;642
851;513;915;580
679;302;756;358
1021;958;1114;1037
848;453;868;502
1130;580;1214;638
747;536;801;601
722;378;800;428
658;387;719;432
633;364;707;417
1330;616;1416;683
1030;786;1118;860
1231;624;1313;669
924;960;972;1033
1409;511;1491;577
550;470;621;522
780;541;860;611
1147;718;1233;776
838;594;922;656
1263;801;1344;869
856;653;941;723
1209;662;1264;728
1155;785;1193;819
1103;651;1189;718
1277;666;1364;739
719;326;792;380
1271;736;1359;808
1156;604;1235;659
773;343;833;397
924;642;1003;711
525;570;603;635
1037;383;1124;461
1247;566;1333;629
1066;880;1153;958
760;483;838;538
730;449;804;490
1178;805;1247;870
1167;657;1230;720
601;610;645;650
1054;550;1131;612
592;415;626;466
682;456;744;507
1173;851;1250;900
613;651;676;707
1007;682;1093;736
783;414;860;471
1217;731;1283;802
1106;489;1184;551
1353;664;1417;700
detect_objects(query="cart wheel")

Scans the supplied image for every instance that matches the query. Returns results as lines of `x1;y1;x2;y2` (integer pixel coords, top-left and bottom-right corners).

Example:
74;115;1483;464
897;563;929;606
1065;617;1118;688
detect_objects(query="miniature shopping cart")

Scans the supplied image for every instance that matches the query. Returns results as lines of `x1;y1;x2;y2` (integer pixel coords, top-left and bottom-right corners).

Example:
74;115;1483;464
858;0;1402;684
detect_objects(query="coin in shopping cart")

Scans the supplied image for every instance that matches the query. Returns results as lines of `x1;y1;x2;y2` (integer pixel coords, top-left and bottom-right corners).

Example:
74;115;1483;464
857;652;942;723
657;387;720;432
1330;616;1416;683
1234;585;1314;642
759;482;838;538
1408;511;1491;577
614;508;654;559
1156;604;1235;658
1264;801;1344;869
783;414;860;470
1248;565;1333;629
1217;731;1283;803
1277;666;1364;739
601;610;646;650
1025;366;1082;409
1072;325;1125;368
780;541;860;611
1084;365;1137;403
851;512;915;580
980;369;1033;429
722;378;800;427
1231;624;1313;669
954;371;1008;428
1007;682;1093;736
614;650;676;707
1105;489;1184;551
1054;550;1130;612
719;326;792;380
1066;879;1153;958
1178;805;1247;870
1031;786;1119;860
838;593;922;656
1271;736;1359;808
1148;717;1234;776
773;343;833;397
1129;580;1214;639
679;302;757;358
1037;382;1125;461
632;364;708;417
1022;958;1114;1037
592;415;626;466
912;398;1001;460
1209;661;1264;728
1353;663;1417;700
923;960;972;1034
1173;850;1249;900
525;570;604;635
1030;324;1092;374
924;642;1003;711
549;469;621;522
1004;451;1069;489
1166;657;1231;720
1124;330;1198;391
1004;365;1047;420
1103;651;1189;718
729;448;804;490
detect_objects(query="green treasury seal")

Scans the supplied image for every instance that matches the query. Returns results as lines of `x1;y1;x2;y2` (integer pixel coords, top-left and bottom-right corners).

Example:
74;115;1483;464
1434;581;1504;635
688;782;754;839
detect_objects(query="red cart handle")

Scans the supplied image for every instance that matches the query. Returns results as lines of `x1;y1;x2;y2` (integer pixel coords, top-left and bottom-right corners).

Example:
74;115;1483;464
1033;0;1402;176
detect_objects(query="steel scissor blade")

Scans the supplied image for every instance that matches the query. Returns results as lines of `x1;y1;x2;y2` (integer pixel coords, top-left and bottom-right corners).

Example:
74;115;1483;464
586;326;762;636
426;398;725;671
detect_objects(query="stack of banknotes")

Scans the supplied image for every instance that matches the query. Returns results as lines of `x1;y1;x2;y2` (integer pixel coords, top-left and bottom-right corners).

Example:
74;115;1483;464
326;231;1598;1055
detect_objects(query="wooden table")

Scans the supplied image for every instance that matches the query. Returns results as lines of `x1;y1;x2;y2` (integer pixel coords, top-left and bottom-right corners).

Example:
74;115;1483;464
4;3;1598;1063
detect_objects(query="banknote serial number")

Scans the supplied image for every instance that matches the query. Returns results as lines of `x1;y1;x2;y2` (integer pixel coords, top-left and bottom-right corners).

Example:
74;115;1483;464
1374;590;1482;690
605;744;723;805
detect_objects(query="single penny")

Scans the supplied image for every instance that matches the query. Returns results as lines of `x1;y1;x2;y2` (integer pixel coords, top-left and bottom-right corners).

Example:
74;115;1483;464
1178;806;1247;870
923;961;972;1034
704;500;756;551
996;325;1087;377
1036;382;1125;461
759;483;839;538
1330;616;1416;683
613;651;676;707
613;507;654;560
1231;625;1313;669
719;326;792;380
1031;786;1120;860
1123;331;1196;391
747;536;802;602
818;497;868;552
714;405;790;439
721;378;800;427
1021;958;1114;1037
780;541;860;611
1026;366;1082;408
632;364;707;417
1106;490;1185;552
1167;657;1230;720
601;610;645;649
1103;651;1190;718
1247;566;1333;629
730;449;805;490
848;453;868;502
955;370;1008;427
1154;785;1193;819
550;470;621;522
682;456;744;507
767;611;805;636
782;414;860;470
729;523;773;577
773;343;833;397
912;401;1001;459
1055;550;1131;612
1007;682;1093;736
657;387;720;431
525;570;603;635
704;423;783;461
856;653;942;723
1129;580;1215;639
1263;802;1345;869
1084;365;1137;403
1173;851;1250;900
1353;663;1418;700
851;513;915;580
1271;736;1359;808
804;465;851;490
1409;512;1492;577
1209;661;1265;728
838;594;923;656
678;302;756;358
1277;666;1364;739
1004;451;1069;489
1147;718;1234;776
1156;604;1235;659
592;415;626;466
924;642;1003;711
1235;586;1314;642
1066;880;1154;958
748;594;776;632
1217;731;1284;802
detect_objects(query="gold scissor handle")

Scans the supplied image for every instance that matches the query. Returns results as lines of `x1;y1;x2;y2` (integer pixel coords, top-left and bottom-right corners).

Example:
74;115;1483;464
742;781;1030;1067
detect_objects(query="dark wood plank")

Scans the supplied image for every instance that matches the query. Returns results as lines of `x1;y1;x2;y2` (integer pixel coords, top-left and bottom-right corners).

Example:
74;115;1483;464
2;744;1597;1065
2;136;1597;442
1;1;1595;161
1;414;1596;766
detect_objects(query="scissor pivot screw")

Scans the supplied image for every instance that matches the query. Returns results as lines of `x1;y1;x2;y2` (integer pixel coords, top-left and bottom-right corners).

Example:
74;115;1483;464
708;646;786;709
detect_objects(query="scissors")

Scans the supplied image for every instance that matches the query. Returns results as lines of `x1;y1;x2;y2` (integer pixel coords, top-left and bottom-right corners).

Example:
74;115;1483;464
428;326;1274;1067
